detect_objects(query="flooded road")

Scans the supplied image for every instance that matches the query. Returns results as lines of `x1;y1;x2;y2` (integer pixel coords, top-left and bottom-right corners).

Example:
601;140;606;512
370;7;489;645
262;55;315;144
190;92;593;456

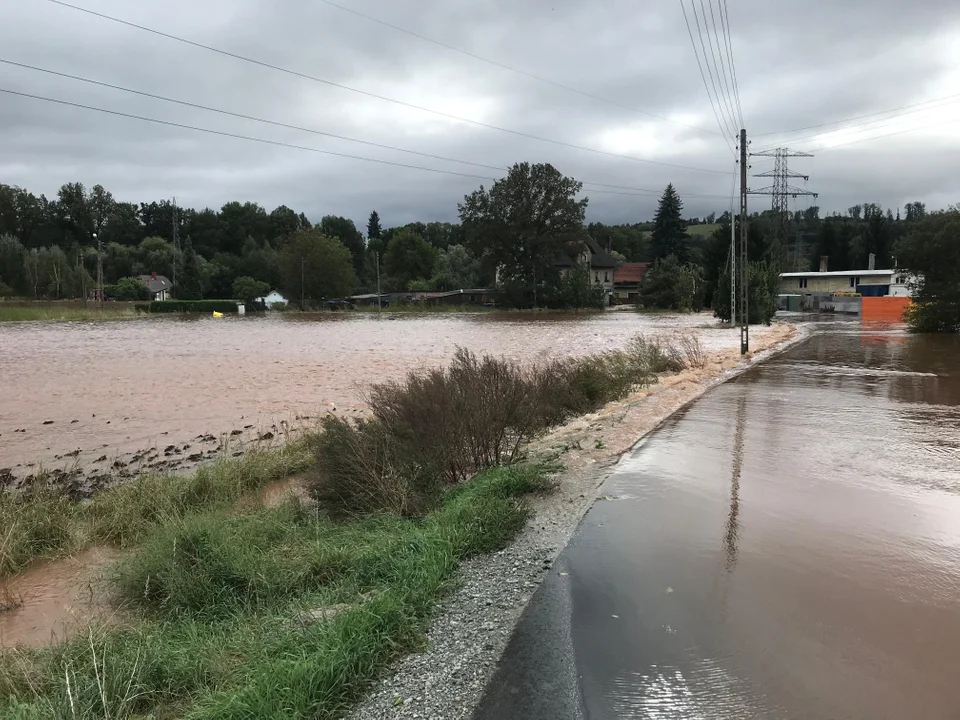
476;324;960;719
0;311;740;477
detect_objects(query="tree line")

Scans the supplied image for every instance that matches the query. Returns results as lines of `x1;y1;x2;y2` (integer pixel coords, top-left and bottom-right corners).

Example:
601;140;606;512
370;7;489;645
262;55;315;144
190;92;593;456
0;173;955;330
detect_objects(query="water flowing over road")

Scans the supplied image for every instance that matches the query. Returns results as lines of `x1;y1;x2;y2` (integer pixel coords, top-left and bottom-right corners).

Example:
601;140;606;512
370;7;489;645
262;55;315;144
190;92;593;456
475;323;960;720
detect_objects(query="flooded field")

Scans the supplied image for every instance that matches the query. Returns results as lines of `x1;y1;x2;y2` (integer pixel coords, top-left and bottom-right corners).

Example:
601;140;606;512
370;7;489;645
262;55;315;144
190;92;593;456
0;311;742;481
477;323;960;719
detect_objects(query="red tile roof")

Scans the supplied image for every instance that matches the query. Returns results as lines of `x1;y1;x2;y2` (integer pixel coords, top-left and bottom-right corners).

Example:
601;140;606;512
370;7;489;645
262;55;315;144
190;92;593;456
614;263;649;284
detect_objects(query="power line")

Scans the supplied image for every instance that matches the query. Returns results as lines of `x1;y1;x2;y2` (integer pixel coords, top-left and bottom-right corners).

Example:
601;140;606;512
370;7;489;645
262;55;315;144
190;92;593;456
0;58;505;173
718;0;744;127
752;91;960;138
43;0;729;176
767;106;960;152
315;0;719;137
812;115;960;152
0;85;727;202
679;0;735;154
701;0;740;132
690;0;738;139
0;87;496;181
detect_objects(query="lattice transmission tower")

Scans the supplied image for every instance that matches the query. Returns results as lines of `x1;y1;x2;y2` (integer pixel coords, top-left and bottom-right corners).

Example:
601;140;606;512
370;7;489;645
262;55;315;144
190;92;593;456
748;148;818;271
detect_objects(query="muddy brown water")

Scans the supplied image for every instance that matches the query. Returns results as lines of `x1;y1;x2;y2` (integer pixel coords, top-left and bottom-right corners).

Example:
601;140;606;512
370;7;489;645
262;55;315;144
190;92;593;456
0;312;739;481
0;547;118;648
476;323;960;719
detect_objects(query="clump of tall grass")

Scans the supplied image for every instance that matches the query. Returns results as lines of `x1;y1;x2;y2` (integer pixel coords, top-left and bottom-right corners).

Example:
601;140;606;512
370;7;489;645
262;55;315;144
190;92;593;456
1;466;550;719
309;336;692;517
0;443;312;580
0;475;76;578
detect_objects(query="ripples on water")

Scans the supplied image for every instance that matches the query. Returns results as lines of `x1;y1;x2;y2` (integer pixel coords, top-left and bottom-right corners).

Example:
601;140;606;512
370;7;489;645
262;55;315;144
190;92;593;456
566;326;960;719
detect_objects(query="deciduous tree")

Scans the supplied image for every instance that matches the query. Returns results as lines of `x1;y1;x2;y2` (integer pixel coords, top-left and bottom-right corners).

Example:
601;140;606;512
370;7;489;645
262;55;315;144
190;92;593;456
459;162;587;303
278;229;358;306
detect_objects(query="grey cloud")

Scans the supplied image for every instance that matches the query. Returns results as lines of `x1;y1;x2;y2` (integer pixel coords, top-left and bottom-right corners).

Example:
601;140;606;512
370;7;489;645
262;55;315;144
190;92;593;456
1;0;959;233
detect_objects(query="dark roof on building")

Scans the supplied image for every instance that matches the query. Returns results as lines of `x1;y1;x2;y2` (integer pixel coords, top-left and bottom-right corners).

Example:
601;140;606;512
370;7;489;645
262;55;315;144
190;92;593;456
614;263;650;284
138;274;171;294
552;238;619;269
585;238;619;269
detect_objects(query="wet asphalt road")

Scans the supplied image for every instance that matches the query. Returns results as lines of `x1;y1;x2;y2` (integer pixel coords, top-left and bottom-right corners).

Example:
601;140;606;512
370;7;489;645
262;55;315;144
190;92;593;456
474;326;960;719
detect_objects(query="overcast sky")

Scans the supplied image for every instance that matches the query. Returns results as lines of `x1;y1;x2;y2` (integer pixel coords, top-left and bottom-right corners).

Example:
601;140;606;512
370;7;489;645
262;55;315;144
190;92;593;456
1;0;959;231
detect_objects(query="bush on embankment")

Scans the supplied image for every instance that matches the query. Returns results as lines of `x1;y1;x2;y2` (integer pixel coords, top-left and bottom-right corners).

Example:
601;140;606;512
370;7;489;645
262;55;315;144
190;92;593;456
0;465;549;719
308;337;689;517
0;444;310;579
138;300;240;313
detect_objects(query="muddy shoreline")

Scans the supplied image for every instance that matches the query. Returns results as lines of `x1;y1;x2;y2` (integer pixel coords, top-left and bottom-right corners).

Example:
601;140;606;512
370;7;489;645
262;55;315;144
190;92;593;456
346;322;803;720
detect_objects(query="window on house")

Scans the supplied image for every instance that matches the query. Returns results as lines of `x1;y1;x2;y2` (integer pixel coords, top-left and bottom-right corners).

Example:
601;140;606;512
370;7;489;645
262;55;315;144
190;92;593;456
850;277;856;288
604;272;609;282
799;278;808;289
595;273;599;283
897;275;906;284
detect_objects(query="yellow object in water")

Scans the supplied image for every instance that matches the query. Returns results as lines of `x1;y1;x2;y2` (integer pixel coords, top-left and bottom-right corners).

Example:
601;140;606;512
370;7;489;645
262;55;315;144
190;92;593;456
212;311;224;318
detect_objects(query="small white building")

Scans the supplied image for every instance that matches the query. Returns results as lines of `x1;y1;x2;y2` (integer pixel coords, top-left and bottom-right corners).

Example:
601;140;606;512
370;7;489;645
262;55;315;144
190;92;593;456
138;273;172;301
257;290;288;309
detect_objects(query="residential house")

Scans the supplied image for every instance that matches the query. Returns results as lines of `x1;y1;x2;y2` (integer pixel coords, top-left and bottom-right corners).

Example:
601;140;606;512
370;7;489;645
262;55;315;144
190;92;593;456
556;238;620;304
138;273;172;301
613;262;649;304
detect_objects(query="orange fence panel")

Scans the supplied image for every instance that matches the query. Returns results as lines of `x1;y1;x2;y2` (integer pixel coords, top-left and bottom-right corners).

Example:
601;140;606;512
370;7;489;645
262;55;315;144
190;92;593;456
861;296;910;323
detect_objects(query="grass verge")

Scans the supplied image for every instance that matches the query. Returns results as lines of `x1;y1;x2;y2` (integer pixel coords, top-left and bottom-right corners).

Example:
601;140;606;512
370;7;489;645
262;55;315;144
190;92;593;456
0;465;550;719
0;442;311;579
0;305;139;323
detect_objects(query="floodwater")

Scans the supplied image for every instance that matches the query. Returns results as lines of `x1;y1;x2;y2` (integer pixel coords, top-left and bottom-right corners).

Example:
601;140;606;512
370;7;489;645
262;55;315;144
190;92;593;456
0;547;118;648
476;323;960;719
0;311;738;477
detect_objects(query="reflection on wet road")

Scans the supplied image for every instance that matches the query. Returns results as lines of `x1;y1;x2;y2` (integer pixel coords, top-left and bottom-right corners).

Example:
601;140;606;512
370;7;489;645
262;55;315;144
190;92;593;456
475;326;960;719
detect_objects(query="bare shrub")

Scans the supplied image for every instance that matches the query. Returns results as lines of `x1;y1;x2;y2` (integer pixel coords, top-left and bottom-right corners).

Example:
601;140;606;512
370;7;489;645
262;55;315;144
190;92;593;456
307;415;440;518
308;337;684;517
627;335;686;375
369;348;540;485
676;334;707;369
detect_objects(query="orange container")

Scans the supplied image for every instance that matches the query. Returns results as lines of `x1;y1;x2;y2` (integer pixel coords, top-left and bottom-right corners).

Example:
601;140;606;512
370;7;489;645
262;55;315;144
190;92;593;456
861;296;910;323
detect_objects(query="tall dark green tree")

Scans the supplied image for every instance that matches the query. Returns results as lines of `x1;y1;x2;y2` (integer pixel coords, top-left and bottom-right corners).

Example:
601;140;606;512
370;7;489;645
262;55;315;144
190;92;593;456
367;210;382;241
896;210;960;332
383;228;436;290
278;229;358;306
320;216;365;275
651;184;689;262
459;162;587;304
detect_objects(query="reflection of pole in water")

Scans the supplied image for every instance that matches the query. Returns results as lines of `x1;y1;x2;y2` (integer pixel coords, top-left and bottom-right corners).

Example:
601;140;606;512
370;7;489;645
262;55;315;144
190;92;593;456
725;396;747;571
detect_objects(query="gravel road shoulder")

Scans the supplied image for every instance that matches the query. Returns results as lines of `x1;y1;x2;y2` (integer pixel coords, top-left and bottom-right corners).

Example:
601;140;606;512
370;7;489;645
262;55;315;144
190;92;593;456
346;323;805;720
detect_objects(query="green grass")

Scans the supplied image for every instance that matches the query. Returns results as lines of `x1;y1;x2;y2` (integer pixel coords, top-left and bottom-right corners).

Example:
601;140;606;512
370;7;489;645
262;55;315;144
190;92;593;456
0;304;138;323
0;465;551;719
0;443;312;580
686;223;721;237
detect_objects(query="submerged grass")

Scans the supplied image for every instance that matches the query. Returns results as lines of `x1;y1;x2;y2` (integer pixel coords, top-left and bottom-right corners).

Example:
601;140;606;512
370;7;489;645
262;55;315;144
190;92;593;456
0;305;138;323
0;442;311;579
0;465;550;719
